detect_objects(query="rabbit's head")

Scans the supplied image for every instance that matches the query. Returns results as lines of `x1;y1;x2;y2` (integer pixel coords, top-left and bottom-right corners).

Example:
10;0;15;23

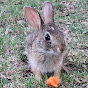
24;2;66;54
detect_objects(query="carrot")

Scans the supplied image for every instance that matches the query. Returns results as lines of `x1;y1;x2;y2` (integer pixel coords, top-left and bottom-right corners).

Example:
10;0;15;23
46;76;59;87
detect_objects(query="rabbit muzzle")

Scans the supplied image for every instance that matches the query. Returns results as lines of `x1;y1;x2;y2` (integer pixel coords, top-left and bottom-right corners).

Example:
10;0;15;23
53;45;66;53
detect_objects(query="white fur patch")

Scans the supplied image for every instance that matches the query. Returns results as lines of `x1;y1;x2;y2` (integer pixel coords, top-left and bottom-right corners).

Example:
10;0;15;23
50;26;54;30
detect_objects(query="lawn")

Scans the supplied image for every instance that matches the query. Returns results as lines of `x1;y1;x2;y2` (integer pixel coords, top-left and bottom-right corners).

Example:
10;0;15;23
0;0;88;88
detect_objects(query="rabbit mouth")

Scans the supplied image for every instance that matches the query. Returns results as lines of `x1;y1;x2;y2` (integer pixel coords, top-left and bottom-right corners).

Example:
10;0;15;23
53;47;60;52
52;46;61;53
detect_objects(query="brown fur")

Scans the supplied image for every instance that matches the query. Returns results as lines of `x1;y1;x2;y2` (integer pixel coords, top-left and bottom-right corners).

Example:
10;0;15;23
24;1;66;82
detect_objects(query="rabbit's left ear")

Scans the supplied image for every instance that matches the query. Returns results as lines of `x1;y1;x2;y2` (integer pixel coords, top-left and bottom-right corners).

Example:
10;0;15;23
24;7;42;29
42;2;54;24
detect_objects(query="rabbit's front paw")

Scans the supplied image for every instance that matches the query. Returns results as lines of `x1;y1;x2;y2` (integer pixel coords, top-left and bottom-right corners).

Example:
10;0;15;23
54;66;62;84
33;68;42;80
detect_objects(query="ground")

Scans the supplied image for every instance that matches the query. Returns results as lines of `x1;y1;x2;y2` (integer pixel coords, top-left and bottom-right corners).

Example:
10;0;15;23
0;0;88;88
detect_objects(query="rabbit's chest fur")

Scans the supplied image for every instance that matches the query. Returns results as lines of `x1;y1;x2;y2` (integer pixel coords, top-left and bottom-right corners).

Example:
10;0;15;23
29;46;63;73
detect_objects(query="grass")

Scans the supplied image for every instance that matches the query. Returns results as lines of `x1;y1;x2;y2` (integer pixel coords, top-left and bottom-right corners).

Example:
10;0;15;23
0;0;88;88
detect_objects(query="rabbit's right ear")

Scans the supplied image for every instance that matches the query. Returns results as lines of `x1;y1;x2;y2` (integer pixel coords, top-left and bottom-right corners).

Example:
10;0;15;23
24;7;42;29
42;2;54;24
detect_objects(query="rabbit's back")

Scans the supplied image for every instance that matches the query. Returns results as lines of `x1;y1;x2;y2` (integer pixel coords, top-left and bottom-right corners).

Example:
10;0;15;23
25;30;38;56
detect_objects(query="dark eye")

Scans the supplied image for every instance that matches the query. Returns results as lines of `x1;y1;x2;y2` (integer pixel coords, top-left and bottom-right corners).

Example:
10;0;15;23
45;34;50;40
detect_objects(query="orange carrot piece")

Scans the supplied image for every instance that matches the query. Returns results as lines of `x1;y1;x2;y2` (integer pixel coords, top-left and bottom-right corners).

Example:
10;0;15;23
46;76;59;87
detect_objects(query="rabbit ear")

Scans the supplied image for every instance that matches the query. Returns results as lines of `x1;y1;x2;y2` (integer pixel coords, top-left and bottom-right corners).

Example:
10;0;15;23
24;7;42;29
42;2;54;24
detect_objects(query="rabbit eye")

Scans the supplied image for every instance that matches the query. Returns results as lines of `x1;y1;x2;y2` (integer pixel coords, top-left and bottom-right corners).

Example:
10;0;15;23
45;34;50;40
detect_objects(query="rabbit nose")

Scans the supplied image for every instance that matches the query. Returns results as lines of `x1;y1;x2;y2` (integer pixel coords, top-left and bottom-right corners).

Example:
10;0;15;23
53;45;61;53
55;44;66;53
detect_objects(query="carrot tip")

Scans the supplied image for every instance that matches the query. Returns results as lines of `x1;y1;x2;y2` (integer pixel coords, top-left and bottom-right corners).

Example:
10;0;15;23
46;76;59;87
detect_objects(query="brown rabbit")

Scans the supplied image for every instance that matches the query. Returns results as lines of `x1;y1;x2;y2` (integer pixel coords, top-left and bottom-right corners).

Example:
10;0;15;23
24;1;66;82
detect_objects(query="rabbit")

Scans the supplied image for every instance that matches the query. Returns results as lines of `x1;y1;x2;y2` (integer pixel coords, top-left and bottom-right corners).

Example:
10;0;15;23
24;1;66;82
